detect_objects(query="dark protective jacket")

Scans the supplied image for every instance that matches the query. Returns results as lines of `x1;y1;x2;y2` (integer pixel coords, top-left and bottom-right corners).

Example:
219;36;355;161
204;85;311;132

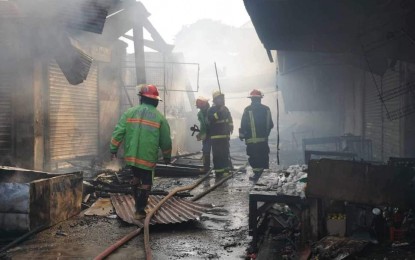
110;103;172;170
240;103;273;144
207;105;233;139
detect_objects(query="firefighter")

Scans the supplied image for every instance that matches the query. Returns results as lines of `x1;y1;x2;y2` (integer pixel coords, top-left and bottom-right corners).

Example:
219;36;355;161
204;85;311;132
110;84;172;219
195;96;212;172
239;89;274;181
207;90;233;178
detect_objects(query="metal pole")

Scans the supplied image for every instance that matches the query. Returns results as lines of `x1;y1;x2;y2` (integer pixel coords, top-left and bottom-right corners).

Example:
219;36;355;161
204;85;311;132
0;225;48;254
214;62;221;92
163;53;166;116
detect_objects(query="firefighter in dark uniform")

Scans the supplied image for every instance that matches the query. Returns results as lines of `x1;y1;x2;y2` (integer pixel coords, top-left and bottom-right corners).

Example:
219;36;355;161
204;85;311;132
239;89;274;180
207;90;233;178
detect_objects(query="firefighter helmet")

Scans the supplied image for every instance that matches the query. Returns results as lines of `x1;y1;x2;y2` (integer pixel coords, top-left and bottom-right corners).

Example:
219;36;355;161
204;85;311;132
196;96;209;108
248;89;263;98
212;90;224;100
138;84;162;100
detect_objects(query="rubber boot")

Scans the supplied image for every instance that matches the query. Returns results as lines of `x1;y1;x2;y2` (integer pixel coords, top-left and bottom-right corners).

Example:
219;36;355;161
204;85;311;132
222;170;231;178
203;154;211;173
215;170;224;179
134;188;147;220
249;169;263;181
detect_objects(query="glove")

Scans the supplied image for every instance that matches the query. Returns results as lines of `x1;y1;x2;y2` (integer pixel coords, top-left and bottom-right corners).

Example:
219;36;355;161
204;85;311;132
164;158;171;165
238;128;245;141
111;152;117;160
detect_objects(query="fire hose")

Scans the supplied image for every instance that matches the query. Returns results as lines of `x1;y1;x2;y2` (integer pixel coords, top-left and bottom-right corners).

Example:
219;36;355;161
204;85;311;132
94;228;142;260
94;163;247;260
94;168;213;260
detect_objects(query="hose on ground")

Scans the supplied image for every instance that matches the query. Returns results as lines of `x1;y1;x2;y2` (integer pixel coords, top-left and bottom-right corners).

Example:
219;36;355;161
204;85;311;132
94;228;142;260
191;163;247;202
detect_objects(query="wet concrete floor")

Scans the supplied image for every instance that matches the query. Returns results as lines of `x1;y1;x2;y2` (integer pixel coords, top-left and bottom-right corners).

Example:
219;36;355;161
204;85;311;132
1;161;264;260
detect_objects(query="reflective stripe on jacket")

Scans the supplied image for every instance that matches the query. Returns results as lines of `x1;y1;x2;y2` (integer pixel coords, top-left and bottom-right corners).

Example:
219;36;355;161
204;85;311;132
240;103;273;144
110;103;172;170
207;105;233;139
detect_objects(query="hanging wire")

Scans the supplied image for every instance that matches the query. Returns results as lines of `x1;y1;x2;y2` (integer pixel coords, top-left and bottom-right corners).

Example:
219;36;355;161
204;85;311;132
358;33;392;120
275;53;280;165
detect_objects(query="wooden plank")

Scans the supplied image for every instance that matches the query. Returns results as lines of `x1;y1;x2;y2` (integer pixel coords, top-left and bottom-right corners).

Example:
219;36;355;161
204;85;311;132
30;178;50;230
49;173;83;225
84;198;113;216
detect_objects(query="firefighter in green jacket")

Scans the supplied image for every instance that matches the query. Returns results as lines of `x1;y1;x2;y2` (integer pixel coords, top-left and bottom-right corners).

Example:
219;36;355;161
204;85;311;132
110;84;172;219
239;89;274;181
195;96;211;172
207;90;233;178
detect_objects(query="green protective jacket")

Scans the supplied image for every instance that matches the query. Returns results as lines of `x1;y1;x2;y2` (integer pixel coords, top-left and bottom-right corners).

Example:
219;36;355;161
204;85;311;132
110;103;172;170
196;108;209;140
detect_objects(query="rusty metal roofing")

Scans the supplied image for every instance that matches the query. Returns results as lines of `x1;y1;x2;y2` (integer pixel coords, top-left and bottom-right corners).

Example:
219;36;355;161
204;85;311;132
58;0;110;34
111;194;212;227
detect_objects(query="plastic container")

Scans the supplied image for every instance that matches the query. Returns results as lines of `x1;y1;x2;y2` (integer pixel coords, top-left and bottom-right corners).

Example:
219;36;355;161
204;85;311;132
390;227;406;241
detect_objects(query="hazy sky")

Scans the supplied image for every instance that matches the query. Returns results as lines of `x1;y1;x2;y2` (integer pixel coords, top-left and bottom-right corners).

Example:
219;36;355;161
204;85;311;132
138;0;251;44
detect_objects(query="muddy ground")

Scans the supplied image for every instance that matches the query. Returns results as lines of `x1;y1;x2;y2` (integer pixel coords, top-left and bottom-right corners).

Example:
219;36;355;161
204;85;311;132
1;147;277;259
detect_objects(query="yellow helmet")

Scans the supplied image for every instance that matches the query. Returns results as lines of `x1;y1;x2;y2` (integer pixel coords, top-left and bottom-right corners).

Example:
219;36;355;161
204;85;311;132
212;90;224;100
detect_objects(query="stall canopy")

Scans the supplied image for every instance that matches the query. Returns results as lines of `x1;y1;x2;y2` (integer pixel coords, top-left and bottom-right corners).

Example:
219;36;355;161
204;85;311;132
244;0;415;75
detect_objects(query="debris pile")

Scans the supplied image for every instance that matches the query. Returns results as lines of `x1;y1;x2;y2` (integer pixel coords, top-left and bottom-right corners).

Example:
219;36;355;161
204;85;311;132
254;164;308;198
311;236;369;259
82;167;192;205
265;204;302;257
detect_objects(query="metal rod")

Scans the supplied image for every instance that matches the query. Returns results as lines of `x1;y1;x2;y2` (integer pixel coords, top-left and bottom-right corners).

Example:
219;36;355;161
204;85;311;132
277;86;280;165
191;174;232;202
214;62;221;92
163;52;167;116
0;225;48;254
169;151;202;159
94;228;142;260
123;84;133;108
144;168;213;259
191;164;247;202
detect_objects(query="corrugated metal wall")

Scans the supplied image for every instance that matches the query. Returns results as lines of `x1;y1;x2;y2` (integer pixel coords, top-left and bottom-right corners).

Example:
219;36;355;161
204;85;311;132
381;69;402;160
48;62;99;166
364;72;383;161
364;66;402;162
0;74;13;158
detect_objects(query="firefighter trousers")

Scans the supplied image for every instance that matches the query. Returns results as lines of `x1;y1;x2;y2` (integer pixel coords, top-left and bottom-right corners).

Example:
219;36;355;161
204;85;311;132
211;138;230;175
247;142;270;174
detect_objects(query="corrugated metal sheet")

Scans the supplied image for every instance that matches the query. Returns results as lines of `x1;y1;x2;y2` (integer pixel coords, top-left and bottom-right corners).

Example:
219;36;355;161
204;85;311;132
0;74;13;157
111;194;212;227
364;72;383;161
55;36;93;85
57;0;109;34
48;62;99;165
364;67;403;162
